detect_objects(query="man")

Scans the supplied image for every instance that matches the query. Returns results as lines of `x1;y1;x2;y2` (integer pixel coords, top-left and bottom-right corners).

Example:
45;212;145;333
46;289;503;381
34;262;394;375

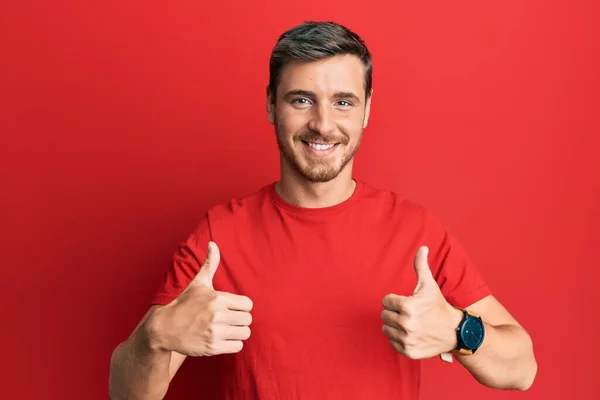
109;21;537;400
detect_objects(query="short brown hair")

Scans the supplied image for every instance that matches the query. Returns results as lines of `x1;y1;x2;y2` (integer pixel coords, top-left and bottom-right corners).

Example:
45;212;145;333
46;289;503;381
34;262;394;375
268;21;373;99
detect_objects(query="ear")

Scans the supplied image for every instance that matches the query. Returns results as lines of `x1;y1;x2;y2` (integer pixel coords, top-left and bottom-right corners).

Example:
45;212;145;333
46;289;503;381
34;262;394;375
363;88;373;129
266;86;275;125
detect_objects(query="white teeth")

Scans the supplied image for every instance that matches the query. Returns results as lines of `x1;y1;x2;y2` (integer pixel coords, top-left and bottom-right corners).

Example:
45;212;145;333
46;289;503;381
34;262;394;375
307;142;335;151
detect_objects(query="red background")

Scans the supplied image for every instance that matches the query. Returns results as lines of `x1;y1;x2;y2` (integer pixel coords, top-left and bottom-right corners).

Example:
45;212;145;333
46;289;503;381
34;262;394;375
1;1;598;399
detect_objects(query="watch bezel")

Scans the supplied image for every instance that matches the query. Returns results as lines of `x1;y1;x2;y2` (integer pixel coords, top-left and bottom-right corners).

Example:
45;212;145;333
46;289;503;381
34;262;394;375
457;310;485;353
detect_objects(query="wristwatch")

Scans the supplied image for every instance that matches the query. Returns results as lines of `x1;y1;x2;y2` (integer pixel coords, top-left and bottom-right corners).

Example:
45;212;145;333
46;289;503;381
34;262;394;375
440;308;485;363
453;308;485;355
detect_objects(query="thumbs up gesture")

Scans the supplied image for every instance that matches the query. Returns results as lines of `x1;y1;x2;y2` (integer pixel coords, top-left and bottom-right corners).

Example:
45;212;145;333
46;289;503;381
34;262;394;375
151;242;253;357
381;246;462;359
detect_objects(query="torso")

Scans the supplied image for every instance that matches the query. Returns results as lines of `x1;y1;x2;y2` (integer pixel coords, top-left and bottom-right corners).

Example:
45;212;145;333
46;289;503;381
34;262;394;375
196;181;422;399
156;180;490;399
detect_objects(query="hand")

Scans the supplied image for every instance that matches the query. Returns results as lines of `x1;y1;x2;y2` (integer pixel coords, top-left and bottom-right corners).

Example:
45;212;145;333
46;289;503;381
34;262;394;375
148;241;253;357
381;246;462;359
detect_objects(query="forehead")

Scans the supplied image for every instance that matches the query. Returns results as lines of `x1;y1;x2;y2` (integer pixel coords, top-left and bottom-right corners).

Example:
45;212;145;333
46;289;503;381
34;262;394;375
277;55;365;99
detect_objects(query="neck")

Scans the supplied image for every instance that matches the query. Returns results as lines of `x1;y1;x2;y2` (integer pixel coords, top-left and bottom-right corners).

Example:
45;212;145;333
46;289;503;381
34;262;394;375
275;160;356;208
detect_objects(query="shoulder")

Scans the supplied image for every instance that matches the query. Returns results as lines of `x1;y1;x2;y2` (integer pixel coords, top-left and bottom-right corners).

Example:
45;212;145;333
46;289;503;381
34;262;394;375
180;183;273;250
357;180;454;243
203;182;273;226
358;180;432;221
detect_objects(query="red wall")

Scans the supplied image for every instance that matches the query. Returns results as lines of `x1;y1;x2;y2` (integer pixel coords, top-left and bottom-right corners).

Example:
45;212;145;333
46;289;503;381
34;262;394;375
2;1;598;399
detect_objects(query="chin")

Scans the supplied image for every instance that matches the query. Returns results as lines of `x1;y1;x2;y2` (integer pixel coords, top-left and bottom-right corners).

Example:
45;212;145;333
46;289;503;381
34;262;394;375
278;139;355;183
296;160;346;183
301;170;340;183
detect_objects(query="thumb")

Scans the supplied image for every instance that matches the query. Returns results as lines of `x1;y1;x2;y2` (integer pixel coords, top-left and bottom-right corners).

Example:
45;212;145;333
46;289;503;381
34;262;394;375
192;241;221;289
413;246;435;294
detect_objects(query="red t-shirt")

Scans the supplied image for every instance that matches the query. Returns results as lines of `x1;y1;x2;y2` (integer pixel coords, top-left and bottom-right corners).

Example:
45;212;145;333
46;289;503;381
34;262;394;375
152;180;491;399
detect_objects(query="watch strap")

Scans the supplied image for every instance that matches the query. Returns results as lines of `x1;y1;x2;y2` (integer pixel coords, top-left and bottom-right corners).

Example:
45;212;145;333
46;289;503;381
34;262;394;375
439;308;481;363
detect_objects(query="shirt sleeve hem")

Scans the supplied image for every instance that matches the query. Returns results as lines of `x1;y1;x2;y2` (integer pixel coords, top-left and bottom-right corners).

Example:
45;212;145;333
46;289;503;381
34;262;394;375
151;285;185;306
448;285;492;309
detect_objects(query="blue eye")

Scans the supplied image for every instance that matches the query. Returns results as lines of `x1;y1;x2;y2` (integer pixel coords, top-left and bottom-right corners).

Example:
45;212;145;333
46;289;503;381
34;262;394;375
293;98;311;105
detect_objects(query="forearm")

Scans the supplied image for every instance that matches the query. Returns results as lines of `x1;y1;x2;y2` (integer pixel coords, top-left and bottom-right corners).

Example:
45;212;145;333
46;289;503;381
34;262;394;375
456;322;537;391
108;325;172;400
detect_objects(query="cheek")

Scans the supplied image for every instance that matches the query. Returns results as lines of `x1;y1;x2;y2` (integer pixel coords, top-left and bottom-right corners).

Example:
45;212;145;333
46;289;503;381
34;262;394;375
337;116;363;138
277;111;308;136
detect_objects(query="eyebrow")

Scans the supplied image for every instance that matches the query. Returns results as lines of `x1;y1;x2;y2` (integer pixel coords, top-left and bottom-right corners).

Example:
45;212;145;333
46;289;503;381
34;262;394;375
283;90;361;104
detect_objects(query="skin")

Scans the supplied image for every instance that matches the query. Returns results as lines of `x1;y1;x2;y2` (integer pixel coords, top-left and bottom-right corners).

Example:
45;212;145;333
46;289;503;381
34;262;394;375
108;243;253;400
266;55;372;209
381;247;537;391
108;53;537;399
268;54;537;391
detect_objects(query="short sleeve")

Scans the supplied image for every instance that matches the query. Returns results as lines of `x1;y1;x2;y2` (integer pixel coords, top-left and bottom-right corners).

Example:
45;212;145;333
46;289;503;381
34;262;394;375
151;214;212;305
424;212;492;309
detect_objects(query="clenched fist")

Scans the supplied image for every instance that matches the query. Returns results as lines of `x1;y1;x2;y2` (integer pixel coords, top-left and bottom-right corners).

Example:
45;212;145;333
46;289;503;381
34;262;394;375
381;246;462;360
148;241;253;357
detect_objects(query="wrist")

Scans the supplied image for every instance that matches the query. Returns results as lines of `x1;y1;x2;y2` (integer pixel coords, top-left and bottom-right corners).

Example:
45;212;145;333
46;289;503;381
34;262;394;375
140;307;171;353
444;306;463;352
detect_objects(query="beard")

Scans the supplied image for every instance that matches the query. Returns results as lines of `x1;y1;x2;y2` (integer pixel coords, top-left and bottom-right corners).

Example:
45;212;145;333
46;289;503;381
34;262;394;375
274;120;362;183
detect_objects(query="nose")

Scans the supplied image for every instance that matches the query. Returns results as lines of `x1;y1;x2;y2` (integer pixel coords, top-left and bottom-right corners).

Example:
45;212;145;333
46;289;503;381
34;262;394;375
307;104;336;136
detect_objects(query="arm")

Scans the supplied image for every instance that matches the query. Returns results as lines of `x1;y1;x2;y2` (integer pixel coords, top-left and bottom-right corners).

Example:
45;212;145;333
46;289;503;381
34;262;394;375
108;305;187;400
108;241;253;400
381;246;537;392
451;295;538;391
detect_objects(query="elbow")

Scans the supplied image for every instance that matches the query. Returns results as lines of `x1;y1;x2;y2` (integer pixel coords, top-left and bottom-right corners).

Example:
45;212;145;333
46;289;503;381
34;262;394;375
516;333;538;391
480;357;537;391
482;331;538;391
108;392;120;400
108;343;127;400
517;355;538;391
515;367;537;391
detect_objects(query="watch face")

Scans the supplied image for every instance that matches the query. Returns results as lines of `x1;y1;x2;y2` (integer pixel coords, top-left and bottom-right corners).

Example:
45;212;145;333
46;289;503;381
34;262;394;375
461;317;484;350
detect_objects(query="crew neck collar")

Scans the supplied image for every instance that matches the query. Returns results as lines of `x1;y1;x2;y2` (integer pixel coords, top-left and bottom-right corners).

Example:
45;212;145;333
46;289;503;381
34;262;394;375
268;179;364;216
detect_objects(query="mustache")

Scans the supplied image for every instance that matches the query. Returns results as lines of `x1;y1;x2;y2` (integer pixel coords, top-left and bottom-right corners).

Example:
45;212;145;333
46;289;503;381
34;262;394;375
295;132;348;145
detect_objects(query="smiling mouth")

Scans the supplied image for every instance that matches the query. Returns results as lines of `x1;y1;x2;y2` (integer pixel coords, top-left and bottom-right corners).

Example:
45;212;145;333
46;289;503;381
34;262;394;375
302;141;338;151
300;140;340;157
